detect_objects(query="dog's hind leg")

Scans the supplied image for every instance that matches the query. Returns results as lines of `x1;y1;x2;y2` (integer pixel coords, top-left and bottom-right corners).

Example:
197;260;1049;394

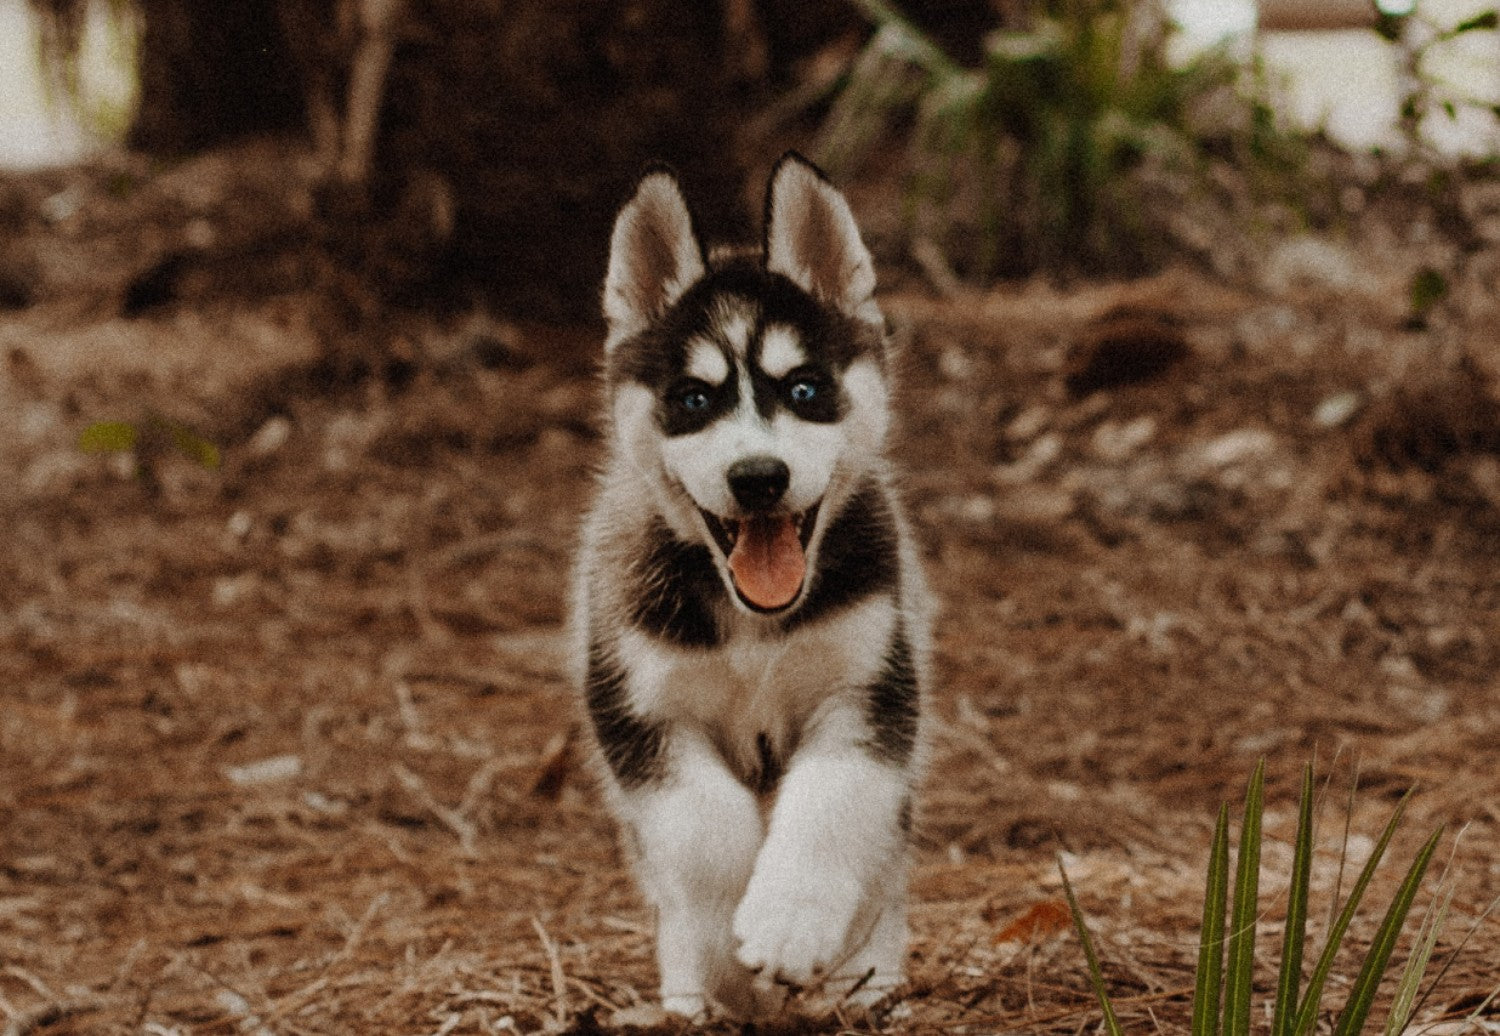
623;729;763;1019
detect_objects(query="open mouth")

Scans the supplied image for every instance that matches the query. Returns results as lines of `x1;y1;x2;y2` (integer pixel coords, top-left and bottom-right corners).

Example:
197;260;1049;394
699;503;820;613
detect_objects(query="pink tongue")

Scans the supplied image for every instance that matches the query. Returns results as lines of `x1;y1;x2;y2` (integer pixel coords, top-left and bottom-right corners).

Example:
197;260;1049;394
727;515;805;609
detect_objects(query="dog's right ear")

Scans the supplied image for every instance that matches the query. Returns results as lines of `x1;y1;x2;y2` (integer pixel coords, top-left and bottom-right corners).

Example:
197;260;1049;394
603;168;706;351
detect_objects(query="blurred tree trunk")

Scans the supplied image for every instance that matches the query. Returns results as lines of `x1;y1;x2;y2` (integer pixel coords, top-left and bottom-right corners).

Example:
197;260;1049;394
32;0;1008;321
295;0;762;320
128;0;307;152
1259;0;1375;30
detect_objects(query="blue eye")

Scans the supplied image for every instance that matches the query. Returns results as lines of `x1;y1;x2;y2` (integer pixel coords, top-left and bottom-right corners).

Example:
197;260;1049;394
789;380;818;404
680;389;710;412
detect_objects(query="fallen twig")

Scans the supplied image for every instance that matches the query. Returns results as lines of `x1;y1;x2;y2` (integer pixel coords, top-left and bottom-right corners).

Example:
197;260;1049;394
530;917;569;1028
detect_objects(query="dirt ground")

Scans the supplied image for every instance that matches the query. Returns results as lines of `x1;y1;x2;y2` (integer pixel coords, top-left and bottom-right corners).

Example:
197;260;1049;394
2;146;1500;1035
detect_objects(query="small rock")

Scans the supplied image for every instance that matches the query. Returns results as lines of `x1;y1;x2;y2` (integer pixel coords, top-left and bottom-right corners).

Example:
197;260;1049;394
224;754;303;785
1004;404;1051;444
1091;416;1157;462
212;573;257;608
611;1004;672;1028
951;494;996;523
248;415;292;457
302;791;349;815
40;186;84;223
939;345;975;381
1190;428;1275;471
1314;390;1363;428
1262;234;1360;293
994;433;1063;485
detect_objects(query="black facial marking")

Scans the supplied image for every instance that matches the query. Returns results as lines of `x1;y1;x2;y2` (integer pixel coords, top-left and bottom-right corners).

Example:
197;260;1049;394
608;256;883;437
864;626;919;766
744;361;844;425
781;366;841;423
784;482;900;631
628;518;722;648
753;731;783;797
898;794;914;836
661;373;738;437
584;644;667;788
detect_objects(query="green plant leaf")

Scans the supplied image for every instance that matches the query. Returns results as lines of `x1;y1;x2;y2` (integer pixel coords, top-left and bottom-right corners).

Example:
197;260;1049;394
1059;856;1124;1036
1292;791;1414;1036
819;0;1312;281
1273;764;1316;1036
1409;267;1449;318
1449;9;1499;35
1374;11;1407;42
1192;802;1231;1036
1332;826;1444;1036
165;421;221;470
1224;760;1265;1036
78;420;138;453
1403;891;1500;1027
1384;875;1454;1035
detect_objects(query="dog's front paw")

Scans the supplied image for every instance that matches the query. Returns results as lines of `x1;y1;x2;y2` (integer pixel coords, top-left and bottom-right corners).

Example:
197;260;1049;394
732;867;862;986
658;994;707;1020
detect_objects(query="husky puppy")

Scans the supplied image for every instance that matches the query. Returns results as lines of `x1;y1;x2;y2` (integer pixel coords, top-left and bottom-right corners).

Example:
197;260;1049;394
571;153;931;1019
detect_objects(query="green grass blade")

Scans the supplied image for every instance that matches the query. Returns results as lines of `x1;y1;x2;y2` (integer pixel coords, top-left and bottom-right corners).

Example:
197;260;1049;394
1383;877;1451;1036
79;419;137;453
1401;890;1500;1026
1291;791;1413;1036
1223;759;1265;1036
1385;829;1467;1036
1332;826;1444;1036
1272;764;1316;1036
1328;759;1361;934
1058;856;1124;1036
1192;802;1231;1036
165;421;222;470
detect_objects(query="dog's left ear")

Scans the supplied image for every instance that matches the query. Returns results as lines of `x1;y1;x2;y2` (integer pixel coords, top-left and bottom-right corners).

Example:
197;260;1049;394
604;168;707;351
764;153;880;325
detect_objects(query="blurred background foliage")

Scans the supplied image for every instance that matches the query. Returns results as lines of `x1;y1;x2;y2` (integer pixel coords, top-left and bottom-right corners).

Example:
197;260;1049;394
13;0;1500;316
818;0;1315;278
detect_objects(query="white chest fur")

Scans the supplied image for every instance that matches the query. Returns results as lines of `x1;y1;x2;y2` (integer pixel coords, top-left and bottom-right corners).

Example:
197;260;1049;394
615;596;897;784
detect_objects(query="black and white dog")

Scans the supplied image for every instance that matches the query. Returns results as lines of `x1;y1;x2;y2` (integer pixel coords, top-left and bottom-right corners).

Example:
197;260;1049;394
571;153;931;1019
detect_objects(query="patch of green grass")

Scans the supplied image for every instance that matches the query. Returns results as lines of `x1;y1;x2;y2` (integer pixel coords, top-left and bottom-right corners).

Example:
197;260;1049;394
80;413;220;474
1062;761;1462;1035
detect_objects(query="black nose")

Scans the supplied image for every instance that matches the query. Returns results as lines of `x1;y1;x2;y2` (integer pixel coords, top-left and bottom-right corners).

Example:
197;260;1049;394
727;456;790;512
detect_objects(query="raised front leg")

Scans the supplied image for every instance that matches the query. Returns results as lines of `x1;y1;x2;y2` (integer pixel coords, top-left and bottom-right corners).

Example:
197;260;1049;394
731;697;914;1001
621;729;765;1018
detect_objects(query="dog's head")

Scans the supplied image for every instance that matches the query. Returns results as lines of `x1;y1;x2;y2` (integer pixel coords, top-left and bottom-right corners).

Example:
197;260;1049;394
601;153;892;616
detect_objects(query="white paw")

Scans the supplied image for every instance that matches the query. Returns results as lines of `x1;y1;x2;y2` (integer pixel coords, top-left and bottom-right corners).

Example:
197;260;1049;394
658;994;706;1020
808;970;903;1013
732;869;862;986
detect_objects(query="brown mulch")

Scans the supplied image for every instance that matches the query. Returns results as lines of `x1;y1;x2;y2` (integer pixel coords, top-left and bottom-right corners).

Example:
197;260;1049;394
2;155;1500;1034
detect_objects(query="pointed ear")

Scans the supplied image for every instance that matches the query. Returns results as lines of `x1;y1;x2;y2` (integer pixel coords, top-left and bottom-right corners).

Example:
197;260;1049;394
763;153;879;324
603;169;707;349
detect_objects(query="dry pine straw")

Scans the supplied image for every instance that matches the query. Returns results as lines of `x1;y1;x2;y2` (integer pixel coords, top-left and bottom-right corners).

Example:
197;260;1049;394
3;272;1500;1033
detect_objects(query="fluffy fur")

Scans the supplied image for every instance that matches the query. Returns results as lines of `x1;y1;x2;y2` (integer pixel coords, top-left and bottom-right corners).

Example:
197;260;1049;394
571;153;932;1020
